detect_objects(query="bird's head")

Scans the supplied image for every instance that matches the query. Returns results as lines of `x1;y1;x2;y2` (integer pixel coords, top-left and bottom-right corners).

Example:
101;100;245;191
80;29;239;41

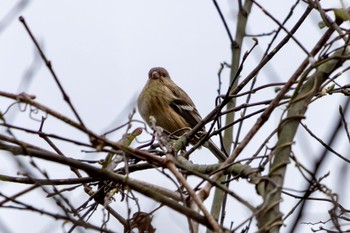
148;67;170;80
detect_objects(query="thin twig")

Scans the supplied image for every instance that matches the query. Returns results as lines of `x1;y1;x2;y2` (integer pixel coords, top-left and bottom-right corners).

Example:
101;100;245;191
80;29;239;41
18;16;86;128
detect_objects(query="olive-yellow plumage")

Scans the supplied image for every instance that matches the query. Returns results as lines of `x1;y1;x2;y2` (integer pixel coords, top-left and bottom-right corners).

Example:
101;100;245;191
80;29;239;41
138;67;227;162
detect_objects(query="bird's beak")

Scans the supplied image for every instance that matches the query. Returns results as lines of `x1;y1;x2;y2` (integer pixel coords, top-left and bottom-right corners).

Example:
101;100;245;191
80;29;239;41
150;70;160;79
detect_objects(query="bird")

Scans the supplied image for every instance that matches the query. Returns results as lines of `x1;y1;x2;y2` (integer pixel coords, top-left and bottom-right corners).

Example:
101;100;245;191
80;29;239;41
137;67;227;162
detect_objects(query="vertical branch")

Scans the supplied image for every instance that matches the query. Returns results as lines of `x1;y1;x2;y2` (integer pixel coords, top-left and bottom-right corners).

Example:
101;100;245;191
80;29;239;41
209;0;253;231
288;92;350;233
257;45;348;232
223;0;253;153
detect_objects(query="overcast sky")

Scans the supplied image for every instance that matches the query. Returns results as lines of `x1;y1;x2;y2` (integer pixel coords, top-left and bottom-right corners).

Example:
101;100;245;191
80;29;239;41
1;1;349;233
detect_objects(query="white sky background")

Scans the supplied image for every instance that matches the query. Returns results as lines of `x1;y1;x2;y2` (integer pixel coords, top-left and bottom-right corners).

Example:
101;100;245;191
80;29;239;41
0;1;349;233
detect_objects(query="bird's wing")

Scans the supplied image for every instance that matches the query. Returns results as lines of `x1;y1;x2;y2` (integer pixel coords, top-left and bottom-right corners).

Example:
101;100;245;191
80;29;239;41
170;98;202;129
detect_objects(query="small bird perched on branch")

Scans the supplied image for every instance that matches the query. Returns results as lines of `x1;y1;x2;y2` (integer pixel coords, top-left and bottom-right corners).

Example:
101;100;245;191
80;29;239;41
137;67;227;162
